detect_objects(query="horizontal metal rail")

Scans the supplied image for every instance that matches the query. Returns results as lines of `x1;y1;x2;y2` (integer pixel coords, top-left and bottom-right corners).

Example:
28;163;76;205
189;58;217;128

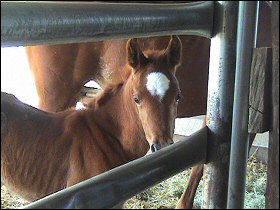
1;1;213;47
22;126;207;209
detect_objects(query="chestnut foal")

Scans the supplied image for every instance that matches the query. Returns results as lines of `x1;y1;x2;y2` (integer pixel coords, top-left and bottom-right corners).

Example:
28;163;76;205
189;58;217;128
1;36;182;205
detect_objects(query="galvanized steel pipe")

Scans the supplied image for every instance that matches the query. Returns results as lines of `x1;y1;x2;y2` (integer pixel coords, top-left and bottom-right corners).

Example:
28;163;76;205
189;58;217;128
202;1;239;209
1;1;213;47
227;1;258;209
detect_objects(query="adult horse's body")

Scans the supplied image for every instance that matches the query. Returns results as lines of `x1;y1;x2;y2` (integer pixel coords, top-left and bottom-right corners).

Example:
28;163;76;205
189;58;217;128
25;35;210;117
1;36;182;203
25;1;271;116
24;1;272;116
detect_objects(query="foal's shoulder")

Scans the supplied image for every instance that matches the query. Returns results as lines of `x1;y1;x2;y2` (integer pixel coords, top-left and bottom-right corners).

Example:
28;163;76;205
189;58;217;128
63;109;94;134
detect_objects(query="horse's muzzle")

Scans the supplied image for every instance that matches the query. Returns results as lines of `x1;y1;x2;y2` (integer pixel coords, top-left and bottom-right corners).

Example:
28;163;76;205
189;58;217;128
150;141;174;153
151;143;160;153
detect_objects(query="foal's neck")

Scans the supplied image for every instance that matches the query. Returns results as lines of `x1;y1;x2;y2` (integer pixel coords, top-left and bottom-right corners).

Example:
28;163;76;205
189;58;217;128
93;75;149;160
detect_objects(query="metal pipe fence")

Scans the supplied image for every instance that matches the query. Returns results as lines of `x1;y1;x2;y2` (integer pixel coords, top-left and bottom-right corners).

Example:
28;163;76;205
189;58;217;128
227;2;258;208
1;1;261;209
1;1;213;47
202;1;239;208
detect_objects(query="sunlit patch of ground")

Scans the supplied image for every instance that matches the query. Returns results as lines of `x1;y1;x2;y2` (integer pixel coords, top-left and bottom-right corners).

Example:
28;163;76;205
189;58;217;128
1;156;266;209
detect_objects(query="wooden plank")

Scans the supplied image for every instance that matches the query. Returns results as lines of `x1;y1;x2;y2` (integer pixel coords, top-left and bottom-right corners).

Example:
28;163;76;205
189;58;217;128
266;1;279;209
248;47;272;133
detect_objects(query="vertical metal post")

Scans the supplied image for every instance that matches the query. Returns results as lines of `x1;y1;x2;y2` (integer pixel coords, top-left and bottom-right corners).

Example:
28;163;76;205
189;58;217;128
266;1;279;208
227;1;258;209
202;1;239;209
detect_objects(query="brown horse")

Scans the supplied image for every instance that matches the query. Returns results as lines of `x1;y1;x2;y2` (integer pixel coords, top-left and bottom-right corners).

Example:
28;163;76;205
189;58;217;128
24;35;209;209
25;35;210;117
1;36;182;204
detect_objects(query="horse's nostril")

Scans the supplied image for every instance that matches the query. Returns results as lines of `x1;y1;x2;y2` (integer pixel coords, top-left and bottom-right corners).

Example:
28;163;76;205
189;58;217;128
170;141;174;145
151;144;159;153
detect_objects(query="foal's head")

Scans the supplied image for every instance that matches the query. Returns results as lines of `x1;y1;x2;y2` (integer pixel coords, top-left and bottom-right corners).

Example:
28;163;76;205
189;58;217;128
127;35;182;153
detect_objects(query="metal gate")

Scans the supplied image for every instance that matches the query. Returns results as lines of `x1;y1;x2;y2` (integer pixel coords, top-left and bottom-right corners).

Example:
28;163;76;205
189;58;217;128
2;1;273;209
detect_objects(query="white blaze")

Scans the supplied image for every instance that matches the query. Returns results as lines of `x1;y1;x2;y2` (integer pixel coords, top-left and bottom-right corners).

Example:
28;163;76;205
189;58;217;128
146;72;170;100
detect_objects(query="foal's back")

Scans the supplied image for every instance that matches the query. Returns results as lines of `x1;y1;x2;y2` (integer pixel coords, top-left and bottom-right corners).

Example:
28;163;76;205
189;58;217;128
1;92;130;202
1;93;72;201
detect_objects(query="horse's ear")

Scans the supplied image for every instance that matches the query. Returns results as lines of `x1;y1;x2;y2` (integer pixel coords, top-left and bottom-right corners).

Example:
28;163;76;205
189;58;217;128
165;35;182;68
126;38;147;70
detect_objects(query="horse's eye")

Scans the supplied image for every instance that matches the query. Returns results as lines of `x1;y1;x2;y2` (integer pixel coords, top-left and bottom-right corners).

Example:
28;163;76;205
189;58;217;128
134;97;141;105
176;94;181;102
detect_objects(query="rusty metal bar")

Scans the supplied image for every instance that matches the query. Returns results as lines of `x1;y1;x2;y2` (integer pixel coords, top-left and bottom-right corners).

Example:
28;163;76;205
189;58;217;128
23;127;207;209
202;1;239;209
1;1;213;47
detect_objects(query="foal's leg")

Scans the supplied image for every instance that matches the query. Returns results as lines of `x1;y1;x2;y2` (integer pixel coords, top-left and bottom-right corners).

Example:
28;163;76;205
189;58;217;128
176;115;207;209
175;164;204;209
176;134;257;209
176;117;257;209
